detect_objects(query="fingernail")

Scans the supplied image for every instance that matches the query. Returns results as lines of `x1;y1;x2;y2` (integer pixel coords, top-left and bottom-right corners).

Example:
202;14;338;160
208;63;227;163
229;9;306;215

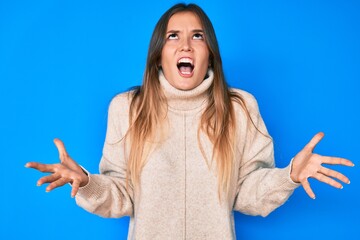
37;183;41;187
352;163;355;167
348;181;351;184
340;185;343;189
312;196;316;200
24;164;29;168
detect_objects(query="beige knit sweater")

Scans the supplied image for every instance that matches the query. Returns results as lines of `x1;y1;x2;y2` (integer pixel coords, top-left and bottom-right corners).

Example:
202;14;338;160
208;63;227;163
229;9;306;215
75;70;300;239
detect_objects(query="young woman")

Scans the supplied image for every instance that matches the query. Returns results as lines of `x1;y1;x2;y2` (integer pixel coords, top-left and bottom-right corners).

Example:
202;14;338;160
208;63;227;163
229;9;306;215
26;3;354;239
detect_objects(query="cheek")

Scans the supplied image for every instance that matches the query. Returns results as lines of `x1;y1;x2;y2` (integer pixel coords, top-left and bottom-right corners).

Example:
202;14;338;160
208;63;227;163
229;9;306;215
200;50;210;70
201;47;210;66
160;50;166;66
160;47;174;67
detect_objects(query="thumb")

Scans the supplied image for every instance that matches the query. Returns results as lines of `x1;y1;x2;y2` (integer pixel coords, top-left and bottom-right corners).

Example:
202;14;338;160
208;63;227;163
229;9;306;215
304;132;324;152
54;138;82;173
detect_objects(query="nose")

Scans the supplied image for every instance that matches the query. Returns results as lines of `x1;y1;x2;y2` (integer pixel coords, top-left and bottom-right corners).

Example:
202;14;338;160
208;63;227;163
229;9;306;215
179;37;192;52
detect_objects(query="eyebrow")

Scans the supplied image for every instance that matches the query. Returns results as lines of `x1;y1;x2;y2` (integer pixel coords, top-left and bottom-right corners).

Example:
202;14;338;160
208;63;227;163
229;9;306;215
166;29;204;34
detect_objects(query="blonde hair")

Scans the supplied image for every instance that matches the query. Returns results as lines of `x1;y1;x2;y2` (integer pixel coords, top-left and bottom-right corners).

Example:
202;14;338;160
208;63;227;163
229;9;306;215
125;3;253;199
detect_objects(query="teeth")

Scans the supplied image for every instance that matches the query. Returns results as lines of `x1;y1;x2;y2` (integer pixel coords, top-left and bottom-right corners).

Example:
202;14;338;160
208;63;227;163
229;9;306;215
178;57;193;65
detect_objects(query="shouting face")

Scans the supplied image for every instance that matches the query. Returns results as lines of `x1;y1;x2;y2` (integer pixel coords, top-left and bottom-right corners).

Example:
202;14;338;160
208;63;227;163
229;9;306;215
161;11;210;91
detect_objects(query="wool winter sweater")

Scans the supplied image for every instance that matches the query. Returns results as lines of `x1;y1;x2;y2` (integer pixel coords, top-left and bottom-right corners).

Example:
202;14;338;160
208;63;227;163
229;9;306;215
75;70;300;239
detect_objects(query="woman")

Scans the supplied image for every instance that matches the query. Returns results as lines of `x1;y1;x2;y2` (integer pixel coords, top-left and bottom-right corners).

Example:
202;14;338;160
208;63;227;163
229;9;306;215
26;3;354;239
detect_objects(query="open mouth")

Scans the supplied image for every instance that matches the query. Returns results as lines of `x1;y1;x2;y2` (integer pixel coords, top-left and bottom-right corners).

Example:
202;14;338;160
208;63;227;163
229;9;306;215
177;57;194;76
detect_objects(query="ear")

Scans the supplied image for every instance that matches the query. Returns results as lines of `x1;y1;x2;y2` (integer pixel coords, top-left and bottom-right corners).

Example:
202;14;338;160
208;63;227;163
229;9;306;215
157;63;162;71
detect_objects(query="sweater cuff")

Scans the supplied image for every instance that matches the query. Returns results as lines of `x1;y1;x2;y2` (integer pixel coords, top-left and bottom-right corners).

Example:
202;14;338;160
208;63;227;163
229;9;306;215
280;158;301;189
76;166;102;199
76;173;105;200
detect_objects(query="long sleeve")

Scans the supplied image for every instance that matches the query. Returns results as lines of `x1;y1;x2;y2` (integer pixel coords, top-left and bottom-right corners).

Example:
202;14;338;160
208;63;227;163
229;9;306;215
75;94;134;218
232;91;300;217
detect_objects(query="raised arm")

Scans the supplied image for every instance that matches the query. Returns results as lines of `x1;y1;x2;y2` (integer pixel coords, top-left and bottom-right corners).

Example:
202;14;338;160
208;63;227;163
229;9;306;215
232;93;299;216
233;92;354;217
74;94;134;218
27;94;135;218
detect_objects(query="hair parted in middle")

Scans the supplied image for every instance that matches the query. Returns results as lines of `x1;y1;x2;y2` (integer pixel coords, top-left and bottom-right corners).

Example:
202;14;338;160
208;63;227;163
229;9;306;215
125;3;253;200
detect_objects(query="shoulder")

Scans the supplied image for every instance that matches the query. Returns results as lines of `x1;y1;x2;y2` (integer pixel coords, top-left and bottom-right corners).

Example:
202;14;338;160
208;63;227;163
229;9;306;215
229;88;260;114
108;90;136;117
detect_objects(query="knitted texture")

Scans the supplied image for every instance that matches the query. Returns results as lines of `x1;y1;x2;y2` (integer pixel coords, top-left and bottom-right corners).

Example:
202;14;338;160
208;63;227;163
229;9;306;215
76;70;299;239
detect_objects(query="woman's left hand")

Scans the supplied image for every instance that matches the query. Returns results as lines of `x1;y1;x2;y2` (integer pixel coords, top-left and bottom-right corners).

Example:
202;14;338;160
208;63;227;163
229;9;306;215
290;132;354;199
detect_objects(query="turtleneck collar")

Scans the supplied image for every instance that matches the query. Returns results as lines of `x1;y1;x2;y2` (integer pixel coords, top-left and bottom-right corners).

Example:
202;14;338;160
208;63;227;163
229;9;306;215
159;69;214;111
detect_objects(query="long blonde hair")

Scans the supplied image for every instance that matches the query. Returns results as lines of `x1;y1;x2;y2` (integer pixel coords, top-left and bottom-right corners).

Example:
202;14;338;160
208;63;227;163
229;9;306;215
126;3;251;199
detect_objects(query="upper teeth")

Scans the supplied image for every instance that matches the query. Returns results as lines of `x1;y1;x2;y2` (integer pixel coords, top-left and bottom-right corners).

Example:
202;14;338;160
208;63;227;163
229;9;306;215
178;58;193;65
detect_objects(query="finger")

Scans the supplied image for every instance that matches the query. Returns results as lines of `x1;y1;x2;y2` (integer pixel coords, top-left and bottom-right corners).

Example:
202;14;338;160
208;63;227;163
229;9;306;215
314;172;343;189
37;173;61;186
71;180;80;198
46;177;70;192
304;132;324;152
301;179;316;199
53;138;69;163
25;162;55;173
319;166;350;184
319;156;354;167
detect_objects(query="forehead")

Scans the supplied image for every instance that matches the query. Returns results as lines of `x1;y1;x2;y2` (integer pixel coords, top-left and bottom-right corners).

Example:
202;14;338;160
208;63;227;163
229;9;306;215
167;11;203;30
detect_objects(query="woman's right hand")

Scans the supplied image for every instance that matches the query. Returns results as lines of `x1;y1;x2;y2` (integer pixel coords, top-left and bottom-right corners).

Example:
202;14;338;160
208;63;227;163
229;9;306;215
26;138;89;198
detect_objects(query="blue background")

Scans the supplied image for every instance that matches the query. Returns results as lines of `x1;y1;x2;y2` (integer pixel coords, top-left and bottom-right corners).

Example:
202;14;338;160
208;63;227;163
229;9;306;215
1;0;359;239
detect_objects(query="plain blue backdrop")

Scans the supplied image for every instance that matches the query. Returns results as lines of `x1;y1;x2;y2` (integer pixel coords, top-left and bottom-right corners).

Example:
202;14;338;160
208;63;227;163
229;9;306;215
1;0;359;239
